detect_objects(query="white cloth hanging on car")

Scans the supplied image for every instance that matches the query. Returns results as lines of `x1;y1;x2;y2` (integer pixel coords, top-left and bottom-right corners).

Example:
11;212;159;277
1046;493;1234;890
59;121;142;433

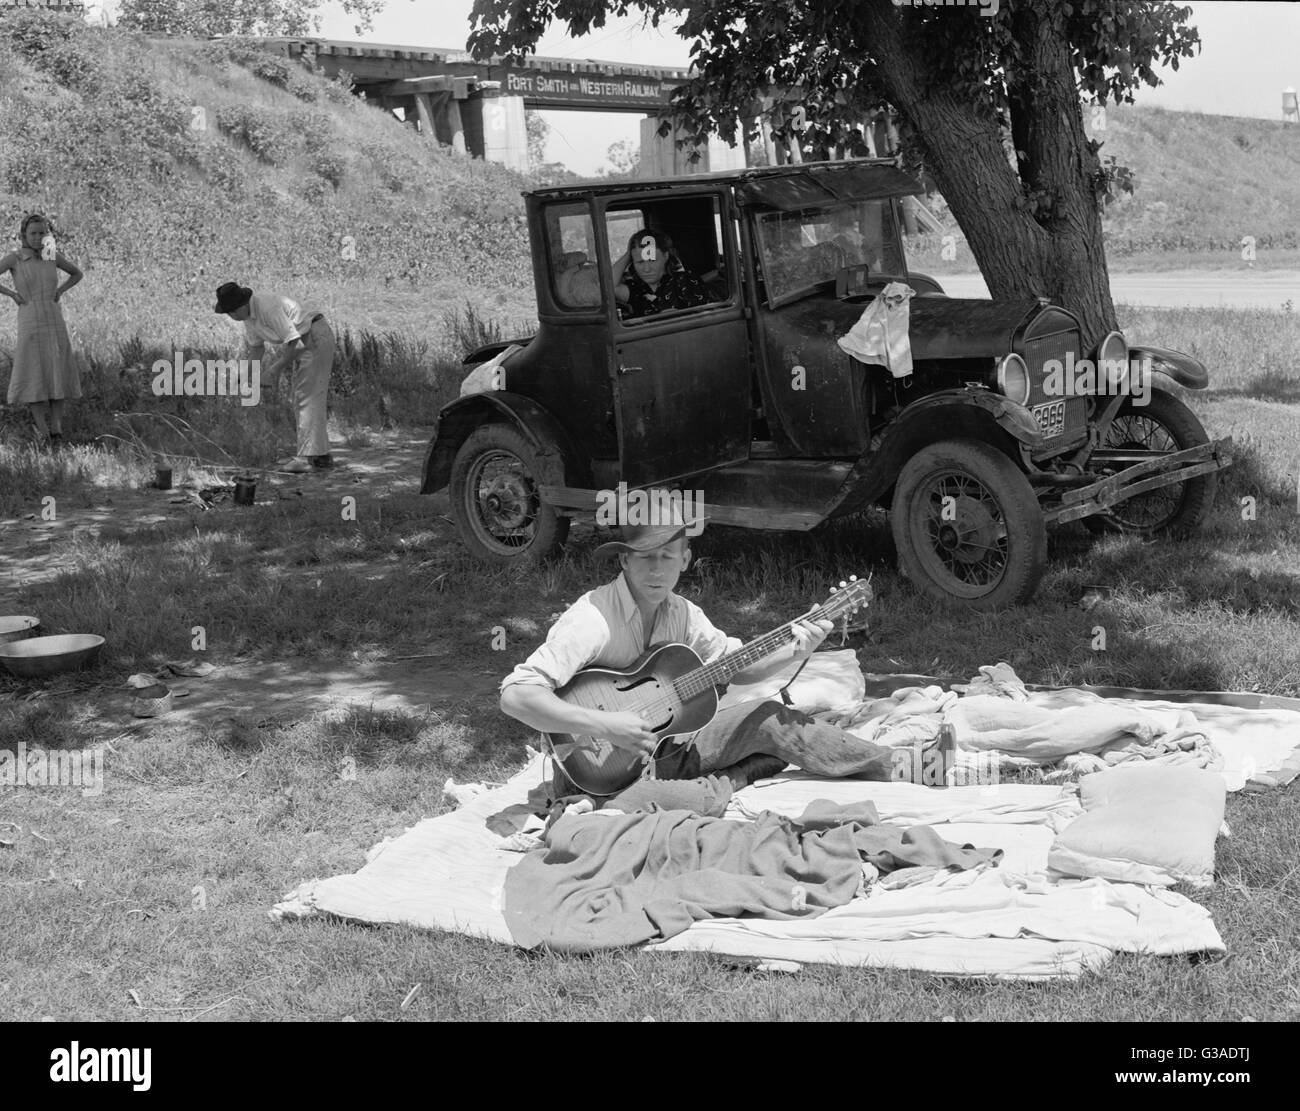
459;345;524;396
837;281;916;378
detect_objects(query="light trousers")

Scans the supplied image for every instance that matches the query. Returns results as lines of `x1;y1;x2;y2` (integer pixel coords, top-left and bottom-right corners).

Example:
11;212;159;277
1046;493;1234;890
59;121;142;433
287;318;334;457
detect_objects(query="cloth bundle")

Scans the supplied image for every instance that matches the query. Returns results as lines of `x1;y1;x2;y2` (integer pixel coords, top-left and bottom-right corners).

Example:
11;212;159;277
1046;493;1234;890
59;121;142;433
502;799;1002;951
837;281;917;377
459;344;523;396
822;683;956;750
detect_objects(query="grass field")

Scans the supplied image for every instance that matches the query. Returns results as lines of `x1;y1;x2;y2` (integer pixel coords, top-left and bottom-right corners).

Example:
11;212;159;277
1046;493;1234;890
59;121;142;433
1;12;1298;1023
1;299;1298;1020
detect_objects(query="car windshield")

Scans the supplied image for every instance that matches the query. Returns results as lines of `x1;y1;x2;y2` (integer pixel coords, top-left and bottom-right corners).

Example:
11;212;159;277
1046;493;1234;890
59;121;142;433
755;199;906;305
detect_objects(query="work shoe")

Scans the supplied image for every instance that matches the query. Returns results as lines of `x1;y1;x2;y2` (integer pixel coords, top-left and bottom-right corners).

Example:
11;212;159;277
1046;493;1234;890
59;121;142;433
276;457;312;474
308;453;333;469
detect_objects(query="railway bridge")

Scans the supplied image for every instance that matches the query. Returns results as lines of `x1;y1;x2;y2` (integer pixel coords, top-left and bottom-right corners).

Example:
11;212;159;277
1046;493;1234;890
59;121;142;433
258;36;902;180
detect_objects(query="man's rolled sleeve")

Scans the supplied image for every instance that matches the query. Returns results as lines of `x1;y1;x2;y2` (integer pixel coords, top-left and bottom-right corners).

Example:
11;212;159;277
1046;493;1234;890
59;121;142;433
499;597;610;694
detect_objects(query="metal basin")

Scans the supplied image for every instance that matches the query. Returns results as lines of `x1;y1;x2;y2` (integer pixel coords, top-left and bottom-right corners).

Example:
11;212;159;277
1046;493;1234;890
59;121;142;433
0;634;105;678
0;616;40;645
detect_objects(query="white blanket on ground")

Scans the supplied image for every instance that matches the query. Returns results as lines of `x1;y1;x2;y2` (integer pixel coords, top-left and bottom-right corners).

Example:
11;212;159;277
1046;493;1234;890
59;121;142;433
271;753;1223;979
1121;700;1300;791
831;679;1300;790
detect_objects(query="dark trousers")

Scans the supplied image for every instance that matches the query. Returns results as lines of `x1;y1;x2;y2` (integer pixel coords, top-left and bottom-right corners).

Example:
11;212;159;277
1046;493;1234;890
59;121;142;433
656;699;896;780
550;698;895;801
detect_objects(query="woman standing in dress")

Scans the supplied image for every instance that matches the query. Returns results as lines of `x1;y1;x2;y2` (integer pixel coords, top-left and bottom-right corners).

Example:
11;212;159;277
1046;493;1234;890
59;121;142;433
1;214;83;447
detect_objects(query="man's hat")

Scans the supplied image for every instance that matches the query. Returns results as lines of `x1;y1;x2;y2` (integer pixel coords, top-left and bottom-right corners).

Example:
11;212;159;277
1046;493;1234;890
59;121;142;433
594;517;704;559
214;282;252;314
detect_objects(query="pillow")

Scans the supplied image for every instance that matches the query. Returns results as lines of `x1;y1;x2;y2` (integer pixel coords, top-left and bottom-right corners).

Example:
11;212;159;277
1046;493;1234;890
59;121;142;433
719;649;865;715
1048;764;1226;887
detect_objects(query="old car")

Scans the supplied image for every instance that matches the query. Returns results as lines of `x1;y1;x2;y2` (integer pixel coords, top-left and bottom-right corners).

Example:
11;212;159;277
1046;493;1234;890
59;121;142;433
421;159;1231;609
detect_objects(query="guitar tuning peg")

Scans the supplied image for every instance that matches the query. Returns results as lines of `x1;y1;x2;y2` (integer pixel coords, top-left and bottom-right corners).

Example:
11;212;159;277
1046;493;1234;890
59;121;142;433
838;580;846;588
849;574;857;581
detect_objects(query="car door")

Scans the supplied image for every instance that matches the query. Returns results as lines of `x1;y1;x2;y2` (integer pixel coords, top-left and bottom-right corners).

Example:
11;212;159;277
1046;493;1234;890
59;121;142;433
601;191;750;487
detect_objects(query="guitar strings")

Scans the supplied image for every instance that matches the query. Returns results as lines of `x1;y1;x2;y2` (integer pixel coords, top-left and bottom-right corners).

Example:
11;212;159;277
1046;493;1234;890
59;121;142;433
558;580;869;794
622;585;867;722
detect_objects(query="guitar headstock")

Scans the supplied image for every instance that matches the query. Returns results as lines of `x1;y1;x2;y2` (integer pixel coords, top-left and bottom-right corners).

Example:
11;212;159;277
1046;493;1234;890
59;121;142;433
823;574;873;620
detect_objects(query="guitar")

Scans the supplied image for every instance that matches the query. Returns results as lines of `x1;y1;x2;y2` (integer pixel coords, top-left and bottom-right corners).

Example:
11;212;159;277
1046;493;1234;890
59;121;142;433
544;576;873;796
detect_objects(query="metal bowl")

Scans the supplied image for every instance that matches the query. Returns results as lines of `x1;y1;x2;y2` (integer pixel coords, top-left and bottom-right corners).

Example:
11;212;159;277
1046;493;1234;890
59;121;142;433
0;634;105;678
0;616;40;645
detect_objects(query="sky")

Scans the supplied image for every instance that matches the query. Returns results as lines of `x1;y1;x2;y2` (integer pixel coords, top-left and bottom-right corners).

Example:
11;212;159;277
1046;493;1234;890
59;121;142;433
87;1;1300;175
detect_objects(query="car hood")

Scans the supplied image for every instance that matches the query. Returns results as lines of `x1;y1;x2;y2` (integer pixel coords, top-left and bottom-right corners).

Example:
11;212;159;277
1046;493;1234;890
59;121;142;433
772;292;1053;360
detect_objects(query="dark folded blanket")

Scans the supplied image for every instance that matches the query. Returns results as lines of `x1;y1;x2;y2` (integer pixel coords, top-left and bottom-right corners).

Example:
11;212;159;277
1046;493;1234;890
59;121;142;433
503;800;1002;952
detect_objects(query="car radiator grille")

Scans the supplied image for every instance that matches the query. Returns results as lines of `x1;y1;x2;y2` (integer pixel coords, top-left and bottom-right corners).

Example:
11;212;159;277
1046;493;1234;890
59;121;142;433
1023;329;1086;446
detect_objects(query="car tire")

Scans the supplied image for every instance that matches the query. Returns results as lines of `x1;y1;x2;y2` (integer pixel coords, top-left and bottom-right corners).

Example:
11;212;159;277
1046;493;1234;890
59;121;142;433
448;423;570;563
1082;390;1217;536
891;439;1047;610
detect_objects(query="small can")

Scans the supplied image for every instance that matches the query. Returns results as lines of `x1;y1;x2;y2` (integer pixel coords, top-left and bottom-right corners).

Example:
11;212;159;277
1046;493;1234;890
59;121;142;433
233;474;257;506
154;466;173;490
131;683;174;718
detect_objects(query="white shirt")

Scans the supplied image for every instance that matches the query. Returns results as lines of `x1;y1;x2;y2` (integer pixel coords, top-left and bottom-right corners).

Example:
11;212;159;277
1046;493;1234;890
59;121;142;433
241;292;315;353
500;572;743;693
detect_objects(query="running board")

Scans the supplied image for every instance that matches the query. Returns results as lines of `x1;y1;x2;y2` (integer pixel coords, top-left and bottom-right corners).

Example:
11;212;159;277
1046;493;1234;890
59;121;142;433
539;485;824;531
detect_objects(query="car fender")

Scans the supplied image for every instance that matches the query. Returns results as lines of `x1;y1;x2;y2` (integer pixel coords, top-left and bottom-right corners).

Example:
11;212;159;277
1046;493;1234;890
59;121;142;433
462;336;536;366
1130;345;1209;390
840;387;1040;511
420;392;588;495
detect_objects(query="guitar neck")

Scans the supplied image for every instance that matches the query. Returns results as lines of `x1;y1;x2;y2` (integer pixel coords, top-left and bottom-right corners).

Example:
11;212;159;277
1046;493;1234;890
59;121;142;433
675;596;857;702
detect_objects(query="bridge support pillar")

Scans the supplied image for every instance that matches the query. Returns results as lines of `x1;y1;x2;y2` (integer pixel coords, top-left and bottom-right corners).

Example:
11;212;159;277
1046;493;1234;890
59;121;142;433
413;93;437;140
638;117;746;177
760;116;778;167
425;91;467;154
462;82;528;173
861;118;877;157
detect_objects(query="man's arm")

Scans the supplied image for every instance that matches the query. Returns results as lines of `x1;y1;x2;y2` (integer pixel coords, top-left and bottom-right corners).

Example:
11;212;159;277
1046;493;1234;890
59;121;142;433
261;338;305;381
251;297;304;380
500;685;656;754
498;601;657;755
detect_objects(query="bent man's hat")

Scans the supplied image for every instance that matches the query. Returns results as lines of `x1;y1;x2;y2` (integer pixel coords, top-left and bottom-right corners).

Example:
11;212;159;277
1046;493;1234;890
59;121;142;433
594;516;705;558
214;282;253;314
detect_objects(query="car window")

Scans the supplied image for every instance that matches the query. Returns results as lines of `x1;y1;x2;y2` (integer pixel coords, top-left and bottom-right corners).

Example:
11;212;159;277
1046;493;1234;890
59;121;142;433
545;203;604;310
756;199;906;305
605;195;731;323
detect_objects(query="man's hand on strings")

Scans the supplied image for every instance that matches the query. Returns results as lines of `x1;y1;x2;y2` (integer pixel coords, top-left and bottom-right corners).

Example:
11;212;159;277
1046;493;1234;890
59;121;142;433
597;710;658;760
789;617;834;661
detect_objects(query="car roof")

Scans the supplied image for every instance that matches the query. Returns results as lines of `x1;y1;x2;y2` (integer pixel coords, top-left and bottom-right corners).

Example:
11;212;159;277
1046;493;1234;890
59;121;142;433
525;159;926;207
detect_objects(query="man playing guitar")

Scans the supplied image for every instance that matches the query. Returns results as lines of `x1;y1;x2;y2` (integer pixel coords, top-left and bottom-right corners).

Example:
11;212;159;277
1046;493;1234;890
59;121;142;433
499;515;895;801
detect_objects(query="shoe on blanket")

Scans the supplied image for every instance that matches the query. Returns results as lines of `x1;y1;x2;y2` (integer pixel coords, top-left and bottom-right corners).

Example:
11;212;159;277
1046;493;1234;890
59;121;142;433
276;457;312;474
724;753;789;790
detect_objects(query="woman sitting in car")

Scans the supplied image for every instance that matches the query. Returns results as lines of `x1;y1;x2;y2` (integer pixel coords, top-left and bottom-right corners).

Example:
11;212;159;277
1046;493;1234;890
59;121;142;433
612;229;714;319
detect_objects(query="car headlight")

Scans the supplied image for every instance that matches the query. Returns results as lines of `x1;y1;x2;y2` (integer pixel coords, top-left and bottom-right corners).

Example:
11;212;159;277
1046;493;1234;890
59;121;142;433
1094;330;1129;395
995;353;1031;405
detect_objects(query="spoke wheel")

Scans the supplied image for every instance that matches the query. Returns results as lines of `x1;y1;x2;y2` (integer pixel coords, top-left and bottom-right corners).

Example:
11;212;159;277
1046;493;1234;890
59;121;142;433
449;424;569;562
1084;391;1217;535
891;439;1046;610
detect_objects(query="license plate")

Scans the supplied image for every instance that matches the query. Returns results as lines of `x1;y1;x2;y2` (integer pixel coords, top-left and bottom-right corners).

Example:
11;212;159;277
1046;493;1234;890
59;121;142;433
1032;400;1066;438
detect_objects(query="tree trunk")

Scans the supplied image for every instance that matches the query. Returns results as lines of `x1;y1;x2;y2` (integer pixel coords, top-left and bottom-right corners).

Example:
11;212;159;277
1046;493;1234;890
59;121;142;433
860;2;1118;347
